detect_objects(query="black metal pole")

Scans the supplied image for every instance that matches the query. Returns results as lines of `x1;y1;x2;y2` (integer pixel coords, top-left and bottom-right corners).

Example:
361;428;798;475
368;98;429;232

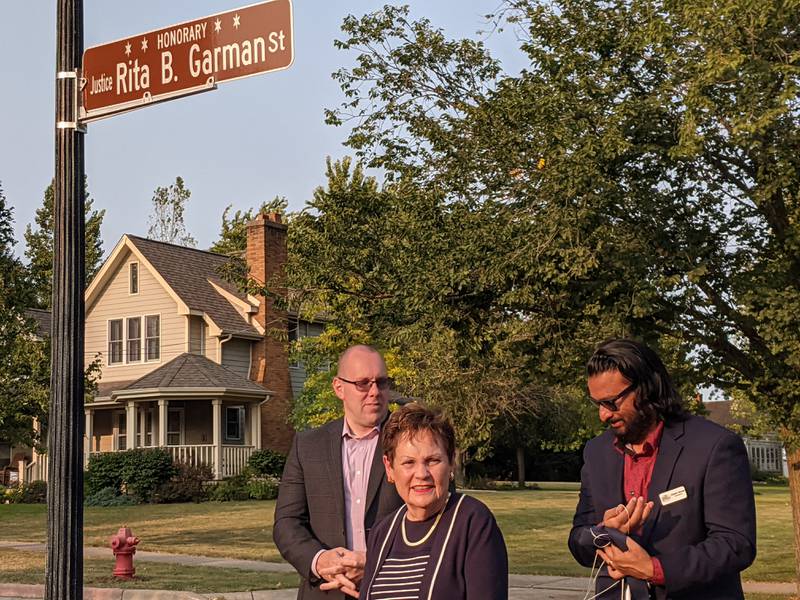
47;2;85;599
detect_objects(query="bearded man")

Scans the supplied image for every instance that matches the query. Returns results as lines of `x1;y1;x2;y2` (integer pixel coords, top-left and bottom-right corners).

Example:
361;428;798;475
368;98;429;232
568;338;756;600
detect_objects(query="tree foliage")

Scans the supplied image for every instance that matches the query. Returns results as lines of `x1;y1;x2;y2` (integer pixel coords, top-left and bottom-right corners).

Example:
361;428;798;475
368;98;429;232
23;179;105;309
209;196;288;286
0;183;49;447
147;176;196;247
323;0;800;582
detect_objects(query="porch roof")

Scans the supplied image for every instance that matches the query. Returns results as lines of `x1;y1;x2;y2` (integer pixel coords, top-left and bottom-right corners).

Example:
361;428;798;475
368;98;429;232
109;353;271;402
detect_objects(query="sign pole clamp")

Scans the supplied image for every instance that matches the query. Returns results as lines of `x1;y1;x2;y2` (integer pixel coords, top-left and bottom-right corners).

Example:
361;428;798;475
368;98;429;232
56;70;87;133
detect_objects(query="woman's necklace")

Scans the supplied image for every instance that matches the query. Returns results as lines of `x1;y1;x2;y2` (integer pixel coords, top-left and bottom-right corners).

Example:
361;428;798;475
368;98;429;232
401;494;450;547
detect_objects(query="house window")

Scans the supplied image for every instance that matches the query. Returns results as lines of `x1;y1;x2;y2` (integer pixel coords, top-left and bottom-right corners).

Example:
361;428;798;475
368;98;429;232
115;411;127;450
138;407;154;447
145;315;160;361
225;406;245;442
0;443;10;467
288;317;309;368
127;317;142;362
108;319;123;365
129;262;139;294
167;408;184;446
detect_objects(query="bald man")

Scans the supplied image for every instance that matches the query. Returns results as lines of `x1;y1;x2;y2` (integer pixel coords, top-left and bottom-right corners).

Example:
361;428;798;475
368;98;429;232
273;345;403;599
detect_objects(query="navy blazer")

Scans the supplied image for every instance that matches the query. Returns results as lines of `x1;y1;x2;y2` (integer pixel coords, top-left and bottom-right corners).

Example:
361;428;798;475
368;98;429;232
568;415;757;600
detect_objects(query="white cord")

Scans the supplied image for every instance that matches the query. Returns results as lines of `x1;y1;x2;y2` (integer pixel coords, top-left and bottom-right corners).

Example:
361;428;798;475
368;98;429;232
581;553;621;600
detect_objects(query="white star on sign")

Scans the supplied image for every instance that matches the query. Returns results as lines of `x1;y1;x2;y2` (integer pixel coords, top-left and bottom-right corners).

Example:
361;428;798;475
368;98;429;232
124;41;132;56
141;37;148;52
233;14;241;29
214;18;222;33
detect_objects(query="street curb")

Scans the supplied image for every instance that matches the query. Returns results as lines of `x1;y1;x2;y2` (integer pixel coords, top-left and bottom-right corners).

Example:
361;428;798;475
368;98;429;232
0;584;207;599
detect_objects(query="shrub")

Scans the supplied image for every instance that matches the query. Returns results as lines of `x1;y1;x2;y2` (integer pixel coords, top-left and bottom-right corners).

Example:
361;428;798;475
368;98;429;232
6;480;47;504
246;476;280;500
86;452;126;496
86;448;175;502
152;462;213;503
208;474;250;502
247;449;287;478
85;486;137;507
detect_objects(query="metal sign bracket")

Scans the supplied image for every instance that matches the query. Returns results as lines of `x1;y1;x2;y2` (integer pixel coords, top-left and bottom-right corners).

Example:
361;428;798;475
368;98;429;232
56;69;87;133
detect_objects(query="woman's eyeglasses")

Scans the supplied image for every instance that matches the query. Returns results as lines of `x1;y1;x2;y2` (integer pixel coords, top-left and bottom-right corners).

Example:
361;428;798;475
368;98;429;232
588;384;635;412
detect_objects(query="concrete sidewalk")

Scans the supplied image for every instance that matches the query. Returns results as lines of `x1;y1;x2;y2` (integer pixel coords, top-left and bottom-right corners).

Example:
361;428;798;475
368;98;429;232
0;540;795;598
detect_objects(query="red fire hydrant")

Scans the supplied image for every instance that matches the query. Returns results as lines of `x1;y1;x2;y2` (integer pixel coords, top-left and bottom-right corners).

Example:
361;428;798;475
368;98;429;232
110;526;140;580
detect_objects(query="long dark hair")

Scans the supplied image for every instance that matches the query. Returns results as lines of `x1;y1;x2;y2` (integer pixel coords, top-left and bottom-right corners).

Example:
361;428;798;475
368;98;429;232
587;338;686;422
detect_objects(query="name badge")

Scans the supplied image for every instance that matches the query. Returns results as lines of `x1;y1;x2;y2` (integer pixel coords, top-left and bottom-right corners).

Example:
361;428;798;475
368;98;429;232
659;486;688;506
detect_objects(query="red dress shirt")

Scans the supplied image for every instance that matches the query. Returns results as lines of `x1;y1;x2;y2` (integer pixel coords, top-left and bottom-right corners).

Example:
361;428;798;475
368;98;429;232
614;420;666;586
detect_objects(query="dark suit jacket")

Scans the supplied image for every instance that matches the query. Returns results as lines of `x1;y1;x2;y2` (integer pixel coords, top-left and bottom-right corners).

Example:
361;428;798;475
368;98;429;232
568;415;757;600
273;417;404;600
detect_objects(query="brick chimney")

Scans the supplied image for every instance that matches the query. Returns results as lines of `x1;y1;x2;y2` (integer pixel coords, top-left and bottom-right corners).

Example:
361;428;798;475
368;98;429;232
246;213;294;453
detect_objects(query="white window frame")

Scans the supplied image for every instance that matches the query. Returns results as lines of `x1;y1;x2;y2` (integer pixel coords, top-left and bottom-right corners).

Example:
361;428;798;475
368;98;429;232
145;314;161;362
137;407;155;448
128;261;139;295
288;317;310;369
224;405;245;443
126;316;142;363
107;319;124;366
113;410;127;450
166;407;185;446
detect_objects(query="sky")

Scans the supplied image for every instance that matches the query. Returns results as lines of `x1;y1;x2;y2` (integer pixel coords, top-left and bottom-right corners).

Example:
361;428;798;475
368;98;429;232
1;1;524;257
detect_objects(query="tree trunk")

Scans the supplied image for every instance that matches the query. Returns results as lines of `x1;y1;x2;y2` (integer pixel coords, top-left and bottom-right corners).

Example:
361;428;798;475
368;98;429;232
454;449;467;488
787;444;800;597
516;446;526;488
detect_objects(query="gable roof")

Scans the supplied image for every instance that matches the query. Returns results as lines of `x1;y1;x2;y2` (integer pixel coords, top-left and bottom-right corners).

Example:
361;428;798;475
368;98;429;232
115;353;268;396
704;400;750;429
87;235;261;339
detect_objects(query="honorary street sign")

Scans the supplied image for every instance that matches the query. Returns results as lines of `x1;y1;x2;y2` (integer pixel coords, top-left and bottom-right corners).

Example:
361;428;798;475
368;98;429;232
81;0;293;121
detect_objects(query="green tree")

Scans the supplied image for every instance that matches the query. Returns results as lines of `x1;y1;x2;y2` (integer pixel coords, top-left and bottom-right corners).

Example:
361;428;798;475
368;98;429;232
0;183;49;446
147;176;196;247
24;179;105;308
209;196;288;256
285;158;612;467
328;0;800;586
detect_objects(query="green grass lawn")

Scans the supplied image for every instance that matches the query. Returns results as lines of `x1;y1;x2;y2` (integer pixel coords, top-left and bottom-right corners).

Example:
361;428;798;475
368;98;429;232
0;484;794;586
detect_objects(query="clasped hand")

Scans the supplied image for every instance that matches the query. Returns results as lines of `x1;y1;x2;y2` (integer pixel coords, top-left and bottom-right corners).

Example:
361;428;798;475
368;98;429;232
597;496;654;581
317;547;365;598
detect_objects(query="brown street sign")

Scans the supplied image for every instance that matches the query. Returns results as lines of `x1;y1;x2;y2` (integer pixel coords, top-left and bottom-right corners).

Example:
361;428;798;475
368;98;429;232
81;0;293;121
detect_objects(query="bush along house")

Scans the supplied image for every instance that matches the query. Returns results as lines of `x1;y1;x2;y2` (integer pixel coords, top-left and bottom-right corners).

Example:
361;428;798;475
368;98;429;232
22;213;321;482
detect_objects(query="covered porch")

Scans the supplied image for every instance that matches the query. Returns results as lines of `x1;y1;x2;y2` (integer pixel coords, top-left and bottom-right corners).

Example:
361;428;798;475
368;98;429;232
86;396;266;479
85;353;272;480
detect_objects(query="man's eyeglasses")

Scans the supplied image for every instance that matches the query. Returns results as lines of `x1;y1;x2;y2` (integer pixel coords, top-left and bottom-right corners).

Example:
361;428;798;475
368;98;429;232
589;384;636;412
337;376;391;392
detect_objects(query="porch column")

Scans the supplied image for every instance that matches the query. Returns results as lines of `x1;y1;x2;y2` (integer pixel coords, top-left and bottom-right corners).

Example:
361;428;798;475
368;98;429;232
126;401;137;450
250;402;261;449
158;399;168;447
212;399;223;479
84;408;93;466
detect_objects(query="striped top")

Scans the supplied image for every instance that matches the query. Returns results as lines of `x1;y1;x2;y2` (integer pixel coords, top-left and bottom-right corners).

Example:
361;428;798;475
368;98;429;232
369;516;435;600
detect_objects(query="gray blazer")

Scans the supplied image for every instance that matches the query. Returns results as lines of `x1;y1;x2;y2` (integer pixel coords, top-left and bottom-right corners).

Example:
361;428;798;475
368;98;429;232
273;417;403;600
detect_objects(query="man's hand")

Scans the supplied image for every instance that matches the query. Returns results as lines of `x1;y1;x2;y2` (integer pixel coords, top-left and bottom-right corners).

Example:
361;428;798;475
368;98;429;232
316;548;366;598
601;496;653;533
597;536;654;581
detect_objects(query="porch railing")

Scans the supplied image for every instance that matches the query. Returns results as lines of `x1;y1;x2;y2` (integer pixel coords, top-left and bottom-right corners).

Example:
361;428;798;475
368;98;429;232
167;444;215;469
22;444;256;483
221;445;256;478
22;454;48;484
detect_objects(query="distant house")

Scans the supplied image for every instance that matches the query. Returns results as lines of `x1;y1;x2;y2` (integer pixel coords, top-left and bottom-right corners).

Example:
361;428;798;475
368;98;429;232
22;213;321;482
705;400;788;477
